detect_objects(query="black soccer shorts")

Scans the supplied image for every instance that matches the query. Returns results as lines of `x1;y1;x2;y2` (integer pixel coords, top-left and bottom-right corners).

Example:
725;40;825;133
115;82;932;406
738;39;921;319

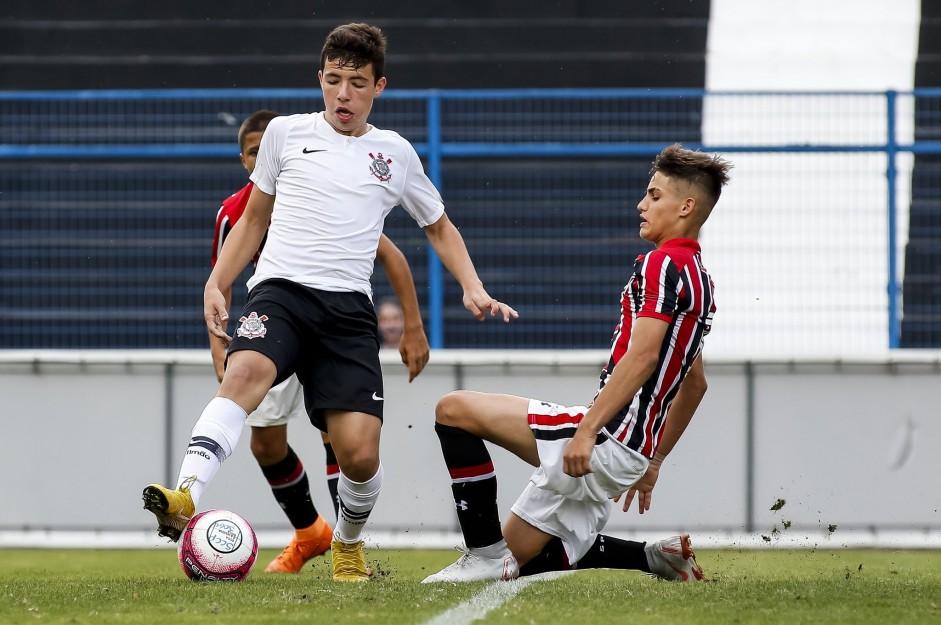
227;278;384;429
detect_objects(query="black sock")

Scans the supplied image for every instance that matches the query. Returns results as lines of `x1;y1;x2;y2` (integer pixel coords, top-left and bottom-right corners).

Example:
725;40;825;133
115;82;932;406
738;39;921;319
324;442;340;519
261;445;318;529
576;534;650;572
434;422;503;549
519;537;571;576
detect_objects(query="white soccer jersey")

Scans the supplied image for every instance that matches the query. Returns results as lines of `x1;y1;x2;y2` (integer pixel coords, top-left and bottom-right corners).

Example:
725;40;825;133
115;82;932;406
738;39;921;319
248;112;445;297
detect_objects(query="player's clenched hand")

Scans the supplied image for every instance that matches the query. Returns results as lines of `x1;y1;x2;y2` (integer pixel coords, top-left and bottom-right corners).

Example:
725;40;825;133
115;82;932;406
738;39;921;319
615;462;660;514
562;430;595;477
204;287;232;346
462;286;519;323
400;327;430;382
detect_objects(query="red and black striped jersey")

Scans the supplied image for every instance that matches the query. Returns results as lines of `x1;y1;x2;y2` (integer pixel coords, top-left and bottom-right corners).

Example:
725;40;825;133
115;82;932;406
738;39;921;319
210;181;263;268
599;238;715;457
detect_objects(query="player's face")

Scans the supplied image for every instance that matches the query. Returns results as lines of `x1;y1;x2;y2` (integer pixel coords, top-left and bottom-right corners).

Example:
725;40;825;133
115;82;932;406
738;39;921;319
318;59;386;137
239;131;263;175
377;303;404;348
637;172;688;244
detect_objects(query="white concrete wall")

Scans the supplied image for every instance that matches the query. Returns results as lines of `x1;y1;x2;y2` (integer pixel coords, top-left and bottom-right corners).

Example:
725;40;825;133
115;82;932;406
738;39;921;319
703;0;921;359
2;350;939;547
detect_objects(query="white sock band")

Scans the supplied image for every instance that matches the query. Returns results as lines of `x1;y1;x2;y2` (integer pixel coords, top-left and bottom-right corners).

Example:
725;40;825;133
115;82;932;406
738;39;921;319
177;396;248;505
335;464;384;544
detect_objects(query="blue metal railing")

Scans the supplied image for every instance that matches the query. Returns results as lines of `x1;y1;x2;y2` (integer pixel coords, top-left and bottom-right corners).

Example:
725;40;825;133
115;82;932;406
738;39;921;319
3;88;939;349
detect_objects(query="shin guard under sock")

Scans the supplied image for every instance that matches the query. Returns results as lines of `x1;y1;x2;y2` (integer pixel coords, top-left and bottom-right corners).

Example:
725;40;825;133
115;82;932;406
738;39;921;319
434;422;503;549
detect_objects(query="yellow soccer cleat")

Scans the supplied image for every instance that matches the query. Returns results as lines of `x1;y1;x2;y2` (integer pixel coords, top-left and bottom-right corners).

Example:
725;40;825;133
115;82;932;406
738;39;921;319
331;538;373;582
142;475;196;542
265;515;334;573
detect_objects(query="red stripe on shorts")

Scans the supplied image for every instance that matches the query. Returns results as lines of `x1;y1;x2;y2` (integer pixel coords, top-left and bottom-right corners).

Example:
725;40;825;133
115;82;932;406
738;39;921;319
529;409;585;428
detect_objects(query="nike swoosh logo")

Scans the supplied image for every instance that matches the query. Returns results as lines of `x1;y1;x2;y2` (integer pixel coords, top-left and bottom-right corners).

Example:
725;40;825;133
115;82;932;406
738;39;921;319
302;148;327;154
372;392;384;401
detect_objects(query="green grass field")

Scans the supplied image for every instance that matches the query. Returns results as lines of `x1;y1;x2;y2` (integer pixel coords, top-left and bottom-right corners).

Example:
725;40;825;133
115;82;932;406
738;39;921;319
2;547;939;624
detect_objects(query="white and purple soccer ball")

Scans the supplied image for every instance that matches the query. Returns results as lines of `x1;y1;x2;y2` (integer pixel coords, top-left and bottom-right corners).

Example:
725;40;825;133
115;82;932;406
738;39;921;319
177;509;258;582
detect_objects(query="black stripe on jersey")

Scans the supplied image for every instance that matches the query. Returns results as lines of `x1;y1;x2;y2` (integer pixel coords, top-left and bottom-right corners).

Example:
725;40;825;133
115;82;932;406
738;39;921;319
629;256;644;312
215;217;232;262
655;259;681;315
624;368;664;451
623;256;713;453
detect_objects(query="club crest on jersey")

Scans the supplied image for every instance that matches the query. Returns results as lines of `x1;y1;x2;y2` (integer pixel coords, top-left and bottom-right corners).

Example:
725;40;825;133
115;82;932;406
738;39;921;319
237;312;268;339
368;152;393;182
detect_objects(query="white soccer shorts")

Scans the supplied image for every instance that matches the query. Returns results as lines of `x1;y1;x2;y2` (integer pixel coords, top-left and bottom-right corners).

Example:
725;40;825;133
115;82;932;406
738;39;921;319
244;374;307;427
511;398;650;563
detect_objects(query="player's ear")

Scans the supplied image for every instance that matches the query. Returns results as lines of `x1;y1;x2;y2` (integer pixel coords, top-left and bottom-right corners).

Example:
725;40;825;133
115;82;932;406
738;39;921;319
679;196;696;217
374;76;387;96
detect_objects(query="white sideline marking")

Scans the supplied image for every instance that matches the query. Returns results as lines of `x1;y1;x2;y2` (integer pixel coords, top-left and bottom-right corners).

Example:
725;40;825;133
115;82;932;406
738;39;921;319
422;571;573;625
4;530;941;550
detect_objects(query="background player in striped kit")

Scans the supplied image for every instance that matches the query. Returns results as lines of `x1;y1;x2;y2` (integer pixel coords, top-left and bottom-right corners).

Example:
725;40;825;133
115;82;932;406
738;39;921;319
423;144;732;583
208;110;430;573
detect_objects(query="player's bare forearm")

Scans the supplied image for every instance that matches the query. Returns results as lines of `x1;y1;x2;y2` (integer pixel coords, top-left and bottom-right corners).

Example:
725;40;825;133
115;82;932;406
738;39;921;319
376;234;429;380
579;318;668;437
423;214;518;323
653;353;707;462
208;287;232;382
563;317;668;477
377;235;424;336
207;188;273;293
210;337;227;382
618;355;707;514
205;188;273;340
422;214;481;291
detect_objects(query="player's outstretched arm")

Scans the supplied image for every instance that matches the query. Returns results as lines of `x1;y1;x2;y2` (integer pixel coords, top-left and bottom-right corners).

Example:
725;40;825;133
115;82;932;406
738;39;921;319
376;234;429;382
422;213;518;323
562;316;669;478
617;353;708;513
205;187;274;344
654;353;707;461
617;462;660;514
208;286;233;382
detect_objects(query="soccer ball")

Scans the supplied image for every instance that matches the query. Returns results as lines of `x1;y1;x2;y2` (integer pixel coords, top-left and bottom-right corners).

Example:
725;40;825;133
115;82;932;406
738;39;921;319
177;509;258;582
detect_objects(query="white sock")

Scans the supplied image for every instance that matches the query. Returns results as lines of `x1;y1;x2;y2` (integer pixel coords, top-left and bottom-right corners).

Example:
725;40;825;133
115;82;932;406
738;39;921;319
176;396;247;506
473;539;511;559
334;464;383;544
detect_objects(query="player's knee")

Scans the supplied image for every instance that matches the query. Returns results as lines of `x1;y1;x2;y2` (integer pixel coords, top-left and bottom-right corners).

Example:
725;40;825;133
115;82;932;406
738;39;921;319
435;391;473;427
249;436;286;465
337;446;380;481
220;361;271;402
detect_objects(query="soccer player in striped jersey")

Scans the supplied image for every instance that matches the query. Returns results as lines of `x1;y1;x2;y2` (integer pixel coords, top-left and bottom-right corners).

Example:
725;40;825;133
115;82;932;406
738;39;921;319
206;110;430;574
423;144;732;583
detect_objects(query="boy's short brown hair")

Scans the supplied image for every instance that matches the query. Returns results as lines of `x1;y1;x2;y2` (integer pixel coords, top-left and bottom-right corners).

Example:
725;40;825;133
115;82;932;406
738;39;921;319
651;144;733;208
238;110;279;152
321;23;388;81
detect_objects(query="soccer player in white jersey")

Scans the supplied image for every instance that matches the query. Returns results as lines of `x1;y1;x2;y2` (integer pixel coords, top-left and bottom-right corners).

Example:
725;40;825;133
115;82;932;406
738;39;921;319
423;145;731;583
208;110;430;574
142;23;517;582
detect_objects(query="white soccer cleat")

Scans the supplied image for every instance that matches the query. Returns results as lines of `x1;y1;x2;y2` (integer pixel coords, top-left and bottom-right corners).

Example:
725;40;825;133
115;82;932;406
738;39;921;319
422;545;520;583
645;533;705;581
